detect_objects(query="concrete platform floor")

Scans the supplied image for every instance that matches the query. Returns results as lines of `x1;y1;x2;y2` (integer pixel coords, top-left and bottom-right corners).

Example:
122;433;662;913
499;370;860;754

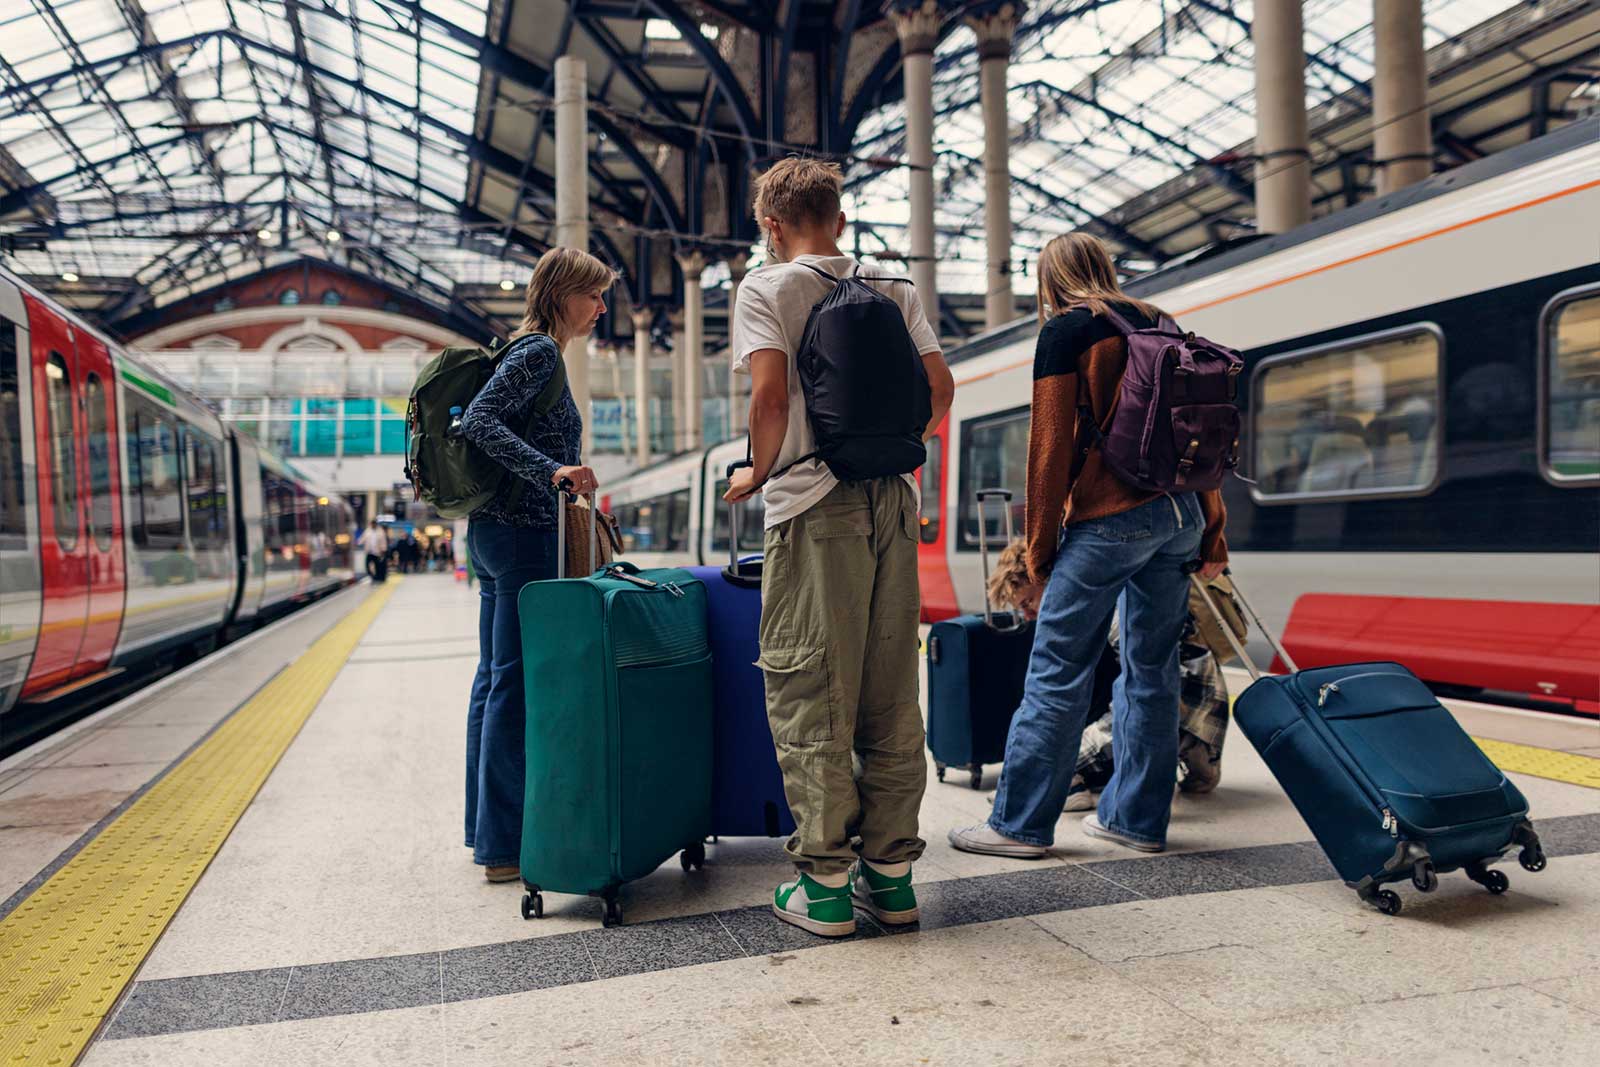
6;573;1597;1066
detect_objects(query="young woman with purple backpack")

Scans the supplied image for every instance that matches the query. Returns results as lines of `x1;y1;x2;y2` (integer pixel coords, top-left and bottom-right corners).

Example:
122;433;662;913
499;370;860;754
949;232;1238;859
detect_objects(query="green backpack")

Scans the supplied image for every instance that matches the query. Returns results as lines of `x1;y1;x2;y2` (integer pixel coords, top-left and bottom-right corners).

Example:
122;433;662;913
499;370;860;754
403;339;568;520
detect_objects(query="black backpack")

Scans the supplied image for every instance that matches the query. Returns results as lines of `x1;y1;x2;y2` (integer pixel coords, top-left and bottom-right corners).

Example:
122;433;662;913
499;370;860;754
786;261;932;481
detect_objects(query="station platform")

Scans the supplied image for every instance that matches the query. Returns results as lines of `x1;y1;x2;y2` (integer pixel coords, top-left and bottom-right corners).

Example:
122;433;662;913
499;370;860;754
2;574;1598;1067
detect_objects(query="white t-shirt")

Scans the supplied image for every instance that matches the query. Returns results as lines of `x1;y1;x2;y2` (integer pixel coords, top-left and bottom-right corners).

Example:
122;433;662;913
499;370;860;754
731;254;942;528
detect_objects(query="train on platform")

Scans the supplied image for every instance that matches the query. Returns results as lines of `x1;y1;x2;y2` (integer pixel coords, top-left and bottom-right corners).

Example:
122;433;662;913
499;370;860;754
603;119;1600;715
0;266;357;740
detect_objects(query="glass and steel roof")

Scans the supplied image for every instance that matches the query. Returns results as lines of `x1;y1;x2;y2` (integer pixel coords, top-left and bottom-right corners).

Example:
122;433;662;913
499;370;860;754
845;0;1527;294
0;0;510;315
0;0;1574;336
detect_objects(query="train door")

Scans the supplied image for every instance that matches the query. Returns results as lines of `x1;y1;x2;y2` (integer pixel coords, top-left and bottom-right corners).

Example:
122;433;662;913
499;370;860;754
21;295;88;696
73;334;125;678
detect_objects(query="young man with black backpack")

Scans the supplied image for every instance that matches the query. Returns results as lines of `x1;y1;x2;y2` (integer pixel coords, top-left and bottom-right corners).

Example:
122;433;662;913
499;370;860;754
725;157;955;937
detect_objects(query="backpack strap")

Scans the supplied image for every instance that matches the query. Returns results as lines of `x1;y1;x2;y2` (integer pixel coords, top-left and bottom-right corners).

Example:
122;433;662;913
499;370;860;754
796;261;840;284
504;338;570;511
1100;306;1139;336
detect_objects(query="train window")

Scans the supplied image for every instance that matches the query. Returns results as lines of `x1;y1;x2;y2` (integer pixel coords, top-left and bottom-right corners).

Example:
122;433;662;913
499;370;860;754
957;407;1029;551
184;429;224;550
132;400;185;547
918;435;943;544
0;325;24;547
1541;287;1600;486
1251;326;1442;502
667;489;691;552
84;373;113;551
44;352;78;550
710;481;766;554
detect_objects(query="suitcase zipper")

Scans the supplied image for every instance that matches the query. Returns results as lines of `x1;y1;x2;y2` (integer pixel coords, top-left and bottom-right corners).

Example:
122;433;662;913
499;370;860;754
1317;682;1339;707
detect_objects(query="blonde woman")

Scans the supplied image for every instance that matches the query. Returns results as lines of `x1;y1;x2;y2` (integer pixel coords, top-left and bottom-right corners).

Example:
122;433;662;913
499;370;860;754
460;247;619;883
949;233;1227;860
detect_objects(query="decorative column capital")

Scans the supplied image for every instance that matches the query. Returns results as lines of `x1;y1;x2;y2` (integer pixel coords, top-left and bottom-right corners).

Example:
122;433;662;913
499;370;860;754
889;0;945;56
725;251;750;282
666;309;685;330
966;2;1024;61
630;308;654;332
675;250;707;279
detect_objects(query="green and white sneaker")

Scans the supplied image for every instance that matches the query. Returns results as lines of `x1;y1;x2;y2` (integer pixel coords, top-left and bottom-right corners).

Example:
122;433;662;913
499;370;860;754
773;872;857;938
852;860;919;925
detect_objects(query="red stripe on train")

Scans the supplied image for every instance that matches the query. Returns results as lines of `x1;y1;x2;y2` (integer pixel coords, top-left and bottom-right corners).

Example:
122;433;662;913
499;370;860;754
1281;593;1600;713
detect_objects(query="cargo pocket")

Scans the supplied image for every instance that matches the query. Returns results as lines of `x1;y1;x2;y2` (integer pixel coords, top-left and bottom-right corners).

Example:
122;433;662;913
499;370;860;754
756;644;834;743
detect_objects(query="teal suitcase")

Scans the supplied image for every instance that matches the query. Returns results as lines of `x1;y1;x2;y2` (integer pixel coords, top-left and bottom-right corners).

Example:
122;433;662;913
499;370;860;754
516;546;713;926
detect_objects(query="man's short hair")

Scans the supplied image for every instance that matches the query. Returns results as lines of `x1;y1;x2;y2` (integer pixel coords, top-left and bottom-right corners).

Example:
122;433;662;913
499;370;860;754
753;156;843;231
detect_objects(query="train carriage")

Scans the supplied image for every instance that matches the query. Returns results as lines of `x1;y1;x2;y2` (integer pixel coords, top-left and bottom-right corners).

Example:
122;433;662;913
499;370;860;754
0;267;356;733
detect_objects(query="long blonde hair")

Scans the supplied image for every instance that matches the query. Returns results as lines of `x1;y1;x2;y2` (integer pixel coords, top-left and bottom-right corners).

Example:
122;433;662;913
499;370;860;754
511;247;620;341
1036;232;1164;324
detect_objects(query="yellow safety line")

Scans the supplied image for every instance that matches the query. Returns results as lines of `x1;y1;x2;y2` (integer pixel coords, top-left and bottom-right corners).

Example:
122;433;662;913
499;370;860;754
0;580;397;1066
1473;736;1600;791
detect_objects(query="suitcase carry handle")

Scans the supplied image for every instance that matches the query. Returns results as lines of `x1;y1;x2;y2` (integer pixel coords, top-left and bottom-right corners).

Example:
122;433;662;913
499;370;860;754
724;460;758;583
555;478;600;580
975;488;1023;633
1184;563;1298;680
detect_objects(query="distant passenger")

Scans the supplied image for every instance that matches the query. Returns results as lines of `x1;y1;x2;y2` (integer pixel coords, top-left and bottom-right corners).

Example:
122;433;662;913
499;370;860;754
949;233;1228;860
359;520;389;583
459;247;618;884
725;157;955;937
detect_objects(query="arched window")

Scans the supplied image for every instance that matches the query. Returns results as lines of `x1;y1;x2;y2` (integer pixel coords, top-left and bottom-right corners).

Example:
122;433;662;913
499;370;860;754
321;289;342;306
280;288;301;306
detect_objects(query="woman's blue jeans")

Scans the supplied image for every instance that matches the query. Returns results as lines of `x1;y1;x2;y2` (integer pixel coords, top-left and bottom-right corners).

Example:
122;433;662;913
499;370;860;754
990;493;1204;849
464;520;557;867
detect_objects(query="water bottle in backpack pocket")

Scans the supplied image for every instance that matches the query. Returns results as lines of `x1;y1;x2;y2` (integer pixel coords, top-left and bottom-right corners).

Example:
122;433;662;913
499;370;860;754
1085;309;1243;493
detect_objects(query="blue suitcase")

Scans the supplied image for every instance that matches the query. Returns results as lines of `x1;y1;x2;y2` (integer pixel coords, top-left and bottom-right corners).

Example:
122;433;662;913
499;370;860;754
1194;573;1546;915
926;489;1036;790
687;496;795;838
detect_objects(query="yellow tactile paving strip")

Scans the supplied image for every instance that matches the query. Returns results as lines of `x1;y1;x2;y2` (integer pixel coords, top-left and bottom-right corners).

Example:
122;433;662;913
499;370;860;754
0;581;395;1066
1474;736;1600;791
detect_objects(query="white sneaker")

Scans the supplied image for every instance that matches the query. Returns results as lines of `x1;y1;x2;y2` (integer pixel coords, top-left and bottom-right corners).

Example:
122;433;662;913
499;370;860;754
1063;775;1094;812
1081;813;1163;853
947;823;1047;859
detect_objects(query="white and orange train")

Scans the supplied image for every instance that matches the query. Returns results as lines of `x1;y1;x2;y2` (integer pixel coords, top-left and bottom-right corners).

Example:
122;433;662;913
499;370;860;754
604;119;1600;715
0;268;356;738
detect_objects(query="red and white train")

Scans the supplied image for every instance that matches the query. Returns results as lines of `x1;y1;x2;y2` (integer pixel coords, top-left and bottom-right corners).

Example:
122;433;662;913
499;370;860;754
0;267;356;735
604;119;1600;715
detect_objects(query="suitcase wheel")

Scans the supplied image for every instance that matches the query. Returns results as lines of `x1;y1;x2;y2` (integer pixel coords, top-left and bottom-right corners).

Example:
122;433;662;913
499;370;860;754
969;766;984;791
1410;860;1437;894
1518;845;1547;873
602;894;623;927
521;890;544;920
1467;862;1510;895
1374;890;1402;916
935;762;947;783
680;841;707;872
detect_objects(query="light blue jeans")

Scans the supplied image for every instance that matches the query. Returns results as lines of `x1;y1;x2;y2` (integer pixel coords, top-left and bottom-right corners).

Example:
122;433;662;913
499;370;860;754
989;493;1204;848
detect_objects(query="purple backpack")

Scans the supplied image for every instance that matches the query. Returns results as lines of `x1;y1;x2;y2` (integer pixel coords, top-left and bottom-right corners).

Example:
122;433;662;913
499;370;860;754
1077;307;1244;493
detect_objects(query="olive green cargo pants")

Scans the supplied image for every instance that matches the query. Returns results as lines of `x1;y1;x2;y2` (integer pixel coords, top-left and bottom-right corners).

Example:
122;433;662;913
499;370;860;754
758;477;928;876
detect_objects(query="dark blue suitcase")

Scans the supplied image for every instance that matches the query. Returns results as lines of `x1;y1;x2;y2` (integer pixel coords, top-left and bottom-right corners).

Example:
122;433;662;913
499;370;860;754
1194;573;1546;915
686;495;796;839
926;489;1036;790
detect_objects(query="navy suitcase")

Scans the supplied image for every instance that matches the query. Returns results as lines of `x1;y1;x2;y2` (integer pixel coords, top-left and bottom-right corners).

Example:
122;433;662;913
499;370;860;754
686;496;796;839
926;489;1036;790
1193;573;1546;915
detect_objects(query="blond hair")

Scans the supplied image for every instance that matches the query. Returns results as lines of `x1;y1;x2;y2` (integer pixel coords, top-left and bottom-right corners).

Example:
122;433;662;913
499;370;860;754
511;247;620;341
986;538;1032;613
1036;232;1163;324
753;156;843;231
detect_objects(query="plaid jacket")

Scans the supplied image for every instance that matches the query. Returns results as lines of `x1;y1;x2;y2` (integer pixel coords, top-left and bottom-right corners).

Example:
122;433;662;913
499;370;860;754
1077;636;1230;776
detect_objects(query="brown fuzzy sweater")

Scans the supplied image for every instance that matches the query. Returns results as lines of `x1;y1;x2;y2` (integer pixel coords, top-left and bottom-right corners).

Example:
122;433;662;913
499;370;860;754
1024;303;1229;584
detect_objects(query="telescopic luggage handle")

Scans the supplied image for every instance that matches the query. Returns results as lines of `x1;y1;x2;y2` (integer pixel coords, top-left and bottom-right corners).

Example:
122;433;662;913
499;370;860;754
555;478;600;580
1183;563;1298;681
722;460;761;587
975;488;1024;633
